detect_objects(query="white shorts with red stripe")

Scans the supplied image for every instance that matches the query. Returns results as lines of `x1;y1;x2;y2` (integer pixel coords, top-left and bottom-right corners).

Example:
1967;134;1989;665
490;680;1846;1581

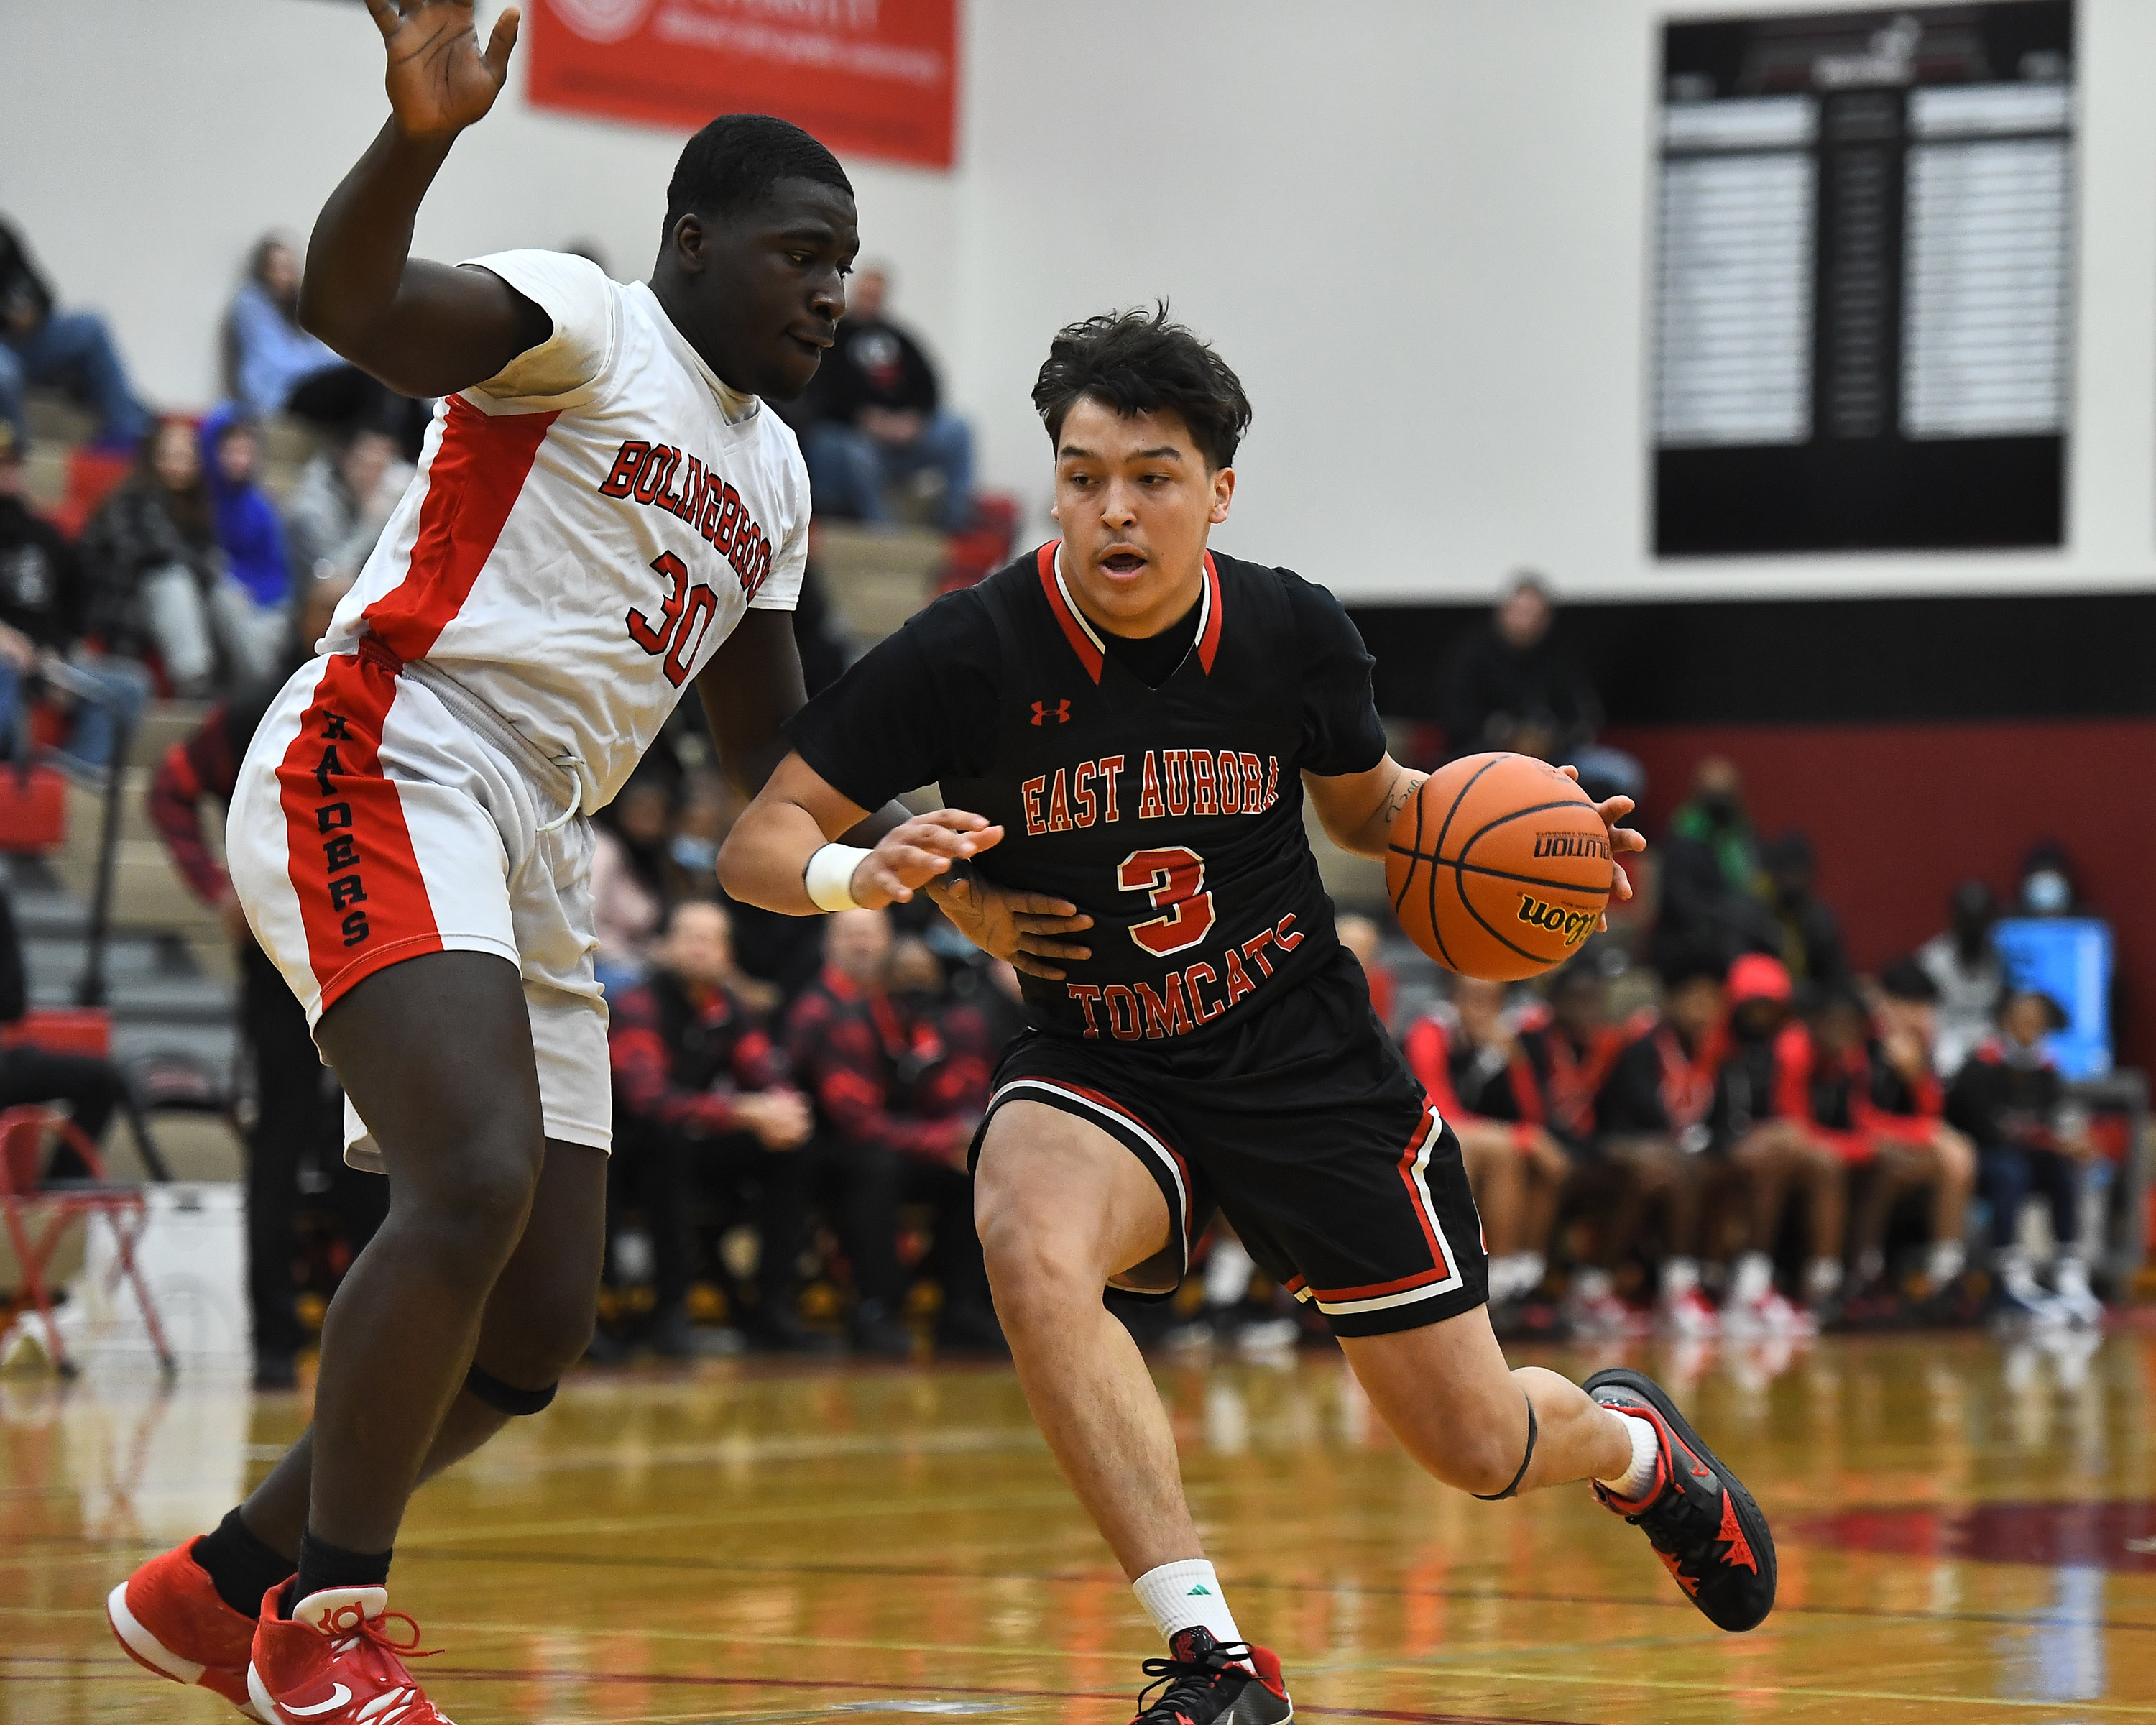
227;644;610;1170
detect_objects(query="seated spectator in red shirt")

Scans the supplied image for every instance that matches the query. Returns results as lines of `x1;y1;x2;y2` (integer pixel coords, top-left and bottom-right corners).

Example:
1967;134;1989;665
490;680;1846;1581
1712;954;1846;1333
1798;969;1973;1315
1597;952;1725;1336
1948;988;2101;1326
609;898;815;1357
1335;913;1396;1031
1401;975;1571;1323
785;910;999;1356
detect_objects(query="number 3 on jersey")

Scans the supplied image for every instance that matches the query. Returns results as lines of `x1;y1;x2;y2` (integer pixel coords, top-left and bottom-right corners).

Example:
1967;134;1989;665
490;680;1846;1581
1119;846;1215;957
625;551;719;687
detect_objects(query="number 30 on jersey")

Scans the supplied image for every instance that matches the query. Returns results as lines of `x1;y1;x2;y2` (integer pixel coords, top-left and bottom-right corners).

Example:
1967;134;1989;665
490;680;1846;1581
1119;846;1215;956
625;551;719;687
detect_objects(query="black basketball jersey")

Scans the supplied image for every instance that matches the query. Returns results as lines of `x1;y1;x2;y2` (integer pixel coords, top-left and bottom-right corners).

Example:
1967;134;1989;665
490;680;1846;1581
931;543;1353;1044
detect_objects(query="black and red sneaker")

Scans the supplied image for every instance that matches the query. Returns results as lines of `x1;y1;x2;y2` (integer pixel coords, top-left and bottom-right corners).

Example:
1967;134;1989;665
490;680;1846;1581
1128;1626;1293;1725
1583;1366;1777;1632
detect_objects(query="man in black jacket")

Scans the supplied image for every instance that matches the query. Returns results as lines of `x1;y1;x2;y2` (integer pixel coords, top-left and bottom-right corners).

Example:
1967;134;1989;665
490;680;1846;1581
0;217;150;451
803;266;974;530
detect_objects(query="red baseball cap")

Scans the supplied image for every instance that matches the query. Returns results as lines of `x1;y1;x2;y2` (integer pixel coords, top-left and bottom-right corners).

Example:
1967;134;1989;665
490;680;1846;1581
1726;952;1792;1004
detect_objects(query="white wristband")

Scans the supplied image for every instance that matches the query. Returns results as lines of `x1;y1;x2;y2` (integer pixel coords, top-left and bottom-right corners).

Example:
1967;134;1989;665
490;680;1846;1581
803;842;872;913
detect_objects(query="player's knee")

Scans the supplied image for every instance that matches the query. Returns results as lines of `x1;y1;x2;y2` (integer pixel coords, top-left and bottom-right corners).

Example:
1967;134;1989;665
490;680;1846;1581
977;1206;1101;1315
482;1289;595;1386
405;1138;543;1267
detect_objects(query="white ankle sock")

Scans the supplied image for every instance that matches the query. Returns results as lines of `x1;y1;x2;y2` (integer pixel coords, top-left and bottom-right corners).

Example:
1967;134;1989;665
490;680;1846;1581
1133;1559;1243;1649
1595;1410;1661;1500
1731;1251;1773;1306
1927;1240;1966;1284
1659;1256;1700;1300
1805;1256;1843;1300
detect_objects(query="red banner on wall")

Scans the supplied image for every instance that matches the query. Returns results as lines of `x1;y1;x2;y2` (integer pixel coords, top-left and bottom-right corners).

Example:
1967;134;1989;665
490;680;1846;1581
527;0;957;169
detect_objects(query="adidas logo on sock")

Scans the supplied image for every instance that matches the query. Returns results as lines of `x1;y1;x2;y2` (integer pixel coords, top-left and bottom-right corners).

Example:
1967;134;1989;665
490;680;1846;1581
1187;1584;1212;1596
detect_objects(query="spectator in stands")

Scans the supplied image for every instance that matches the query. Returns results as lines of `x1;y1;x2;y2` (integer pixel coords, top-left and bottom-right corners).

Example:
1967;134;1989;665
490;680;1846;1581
229;236;427;455
81;418;277;696
0;216;150;451
1439;571;1640;801
1653;756;1774;972
591;769;676;993
1918;880;2005;1077
0;873;139;1182
1517;961;1628;1333
1948;988;2101;1326
201;407;293;638
1401;977;1571;1329
1713;953;1846;1332
786;911;1000;1356
147;572;374;1389
803;266;975;532
1596;950;1723;1335
0;421;151;770
607;899;816;1356
1797;982;1973;1321
1758;829;1848;988
1335;911;1395;1030
282;426;400;586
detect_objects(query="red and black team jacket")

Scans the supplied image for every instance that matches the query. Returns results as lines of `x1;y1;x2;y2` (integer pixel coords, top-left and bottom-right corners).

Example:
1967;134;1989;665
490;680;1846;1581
1599;1016;1724;1146
1784;1029;1942;1163
609;968;787;1139
147;681;284;906
783;965;992;1160
1516;1005;1628;1151
1401;1014;1547;1151
1946;1036;2065;1153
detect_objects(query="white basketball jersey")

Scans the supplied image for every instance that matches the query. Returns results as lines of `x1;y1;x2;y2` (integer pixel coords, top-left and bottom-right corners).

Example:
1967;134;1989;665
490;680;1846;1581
321;249;811;811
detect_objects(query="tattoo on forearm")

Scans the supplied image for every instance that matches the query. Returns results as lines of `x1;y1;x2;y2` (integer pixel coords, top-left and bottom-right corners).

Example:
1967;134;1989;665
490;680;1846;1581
1382;771;1427;829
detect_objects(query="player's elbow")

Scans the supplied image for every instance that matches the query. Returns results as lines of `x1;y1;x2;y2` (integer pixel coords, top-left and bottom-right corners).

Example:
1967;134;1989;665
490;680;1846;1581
714;811;796;914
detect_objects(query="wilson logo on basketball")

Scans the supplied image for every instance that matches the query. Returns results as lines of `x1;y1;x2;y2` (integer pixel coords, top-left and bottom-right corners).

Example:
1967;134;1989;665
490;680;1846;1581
1531;832;1609;860
1515;893;1598;948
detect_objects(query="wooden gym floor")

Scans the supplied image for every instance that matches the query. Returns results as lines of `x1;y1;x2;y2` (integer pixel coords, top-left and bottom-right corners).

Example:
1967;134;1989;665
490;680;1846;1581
7;1328;2156;1723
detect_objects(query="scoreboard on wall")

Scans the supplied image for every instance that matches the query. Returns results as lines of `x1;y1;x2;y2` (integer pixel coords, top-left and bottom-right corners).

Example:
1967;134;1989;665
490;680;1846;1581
1654;2;2073;556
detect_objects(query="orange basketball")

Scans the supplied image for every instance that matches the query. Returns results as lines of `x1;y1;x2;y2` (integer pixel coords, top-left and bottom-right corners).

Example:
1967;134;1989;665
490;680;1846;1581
1385;752;1613;980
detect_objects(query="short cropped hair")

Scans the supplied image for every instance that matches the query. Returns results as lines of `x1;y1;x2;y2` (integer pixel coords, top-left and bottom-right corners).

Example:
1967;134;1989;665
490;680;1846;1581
662;114;853;248
1032;305;1253;471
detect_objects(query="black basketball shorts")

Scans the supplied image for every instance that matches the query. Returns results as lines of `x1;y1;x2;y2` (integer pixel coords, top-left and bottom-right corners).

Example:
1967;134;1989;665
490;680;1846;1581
970;949;1489;1338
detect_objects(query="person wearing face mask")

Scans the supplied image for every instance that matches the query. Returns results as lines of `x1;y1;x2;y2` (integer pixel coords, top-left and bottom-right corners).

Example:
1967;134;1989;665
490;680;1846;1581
1652;757;1779;973
1756;831;1848;990
1948;988;2101;1327
1917;880;2005;1077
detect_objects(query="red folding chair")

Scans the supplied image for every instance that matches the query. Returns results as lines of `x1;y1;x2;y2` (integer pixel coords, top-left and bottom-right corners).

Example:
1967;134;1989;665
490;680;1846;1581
0;1106;175;1377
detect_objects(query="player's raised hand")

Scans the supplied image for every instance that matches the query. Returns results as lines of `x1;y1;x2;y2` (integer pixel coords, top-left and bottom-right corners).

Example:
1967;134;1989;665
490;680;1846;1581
928;873;1095;982
852;809;1003;908
1556;763;1644;903
365;0;520;141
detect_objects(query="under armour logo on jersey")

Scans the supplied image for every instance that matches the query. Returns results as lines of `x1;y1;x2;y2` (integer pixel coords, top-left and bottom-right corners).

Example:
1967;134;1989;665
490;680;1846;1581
1031;699;1072;726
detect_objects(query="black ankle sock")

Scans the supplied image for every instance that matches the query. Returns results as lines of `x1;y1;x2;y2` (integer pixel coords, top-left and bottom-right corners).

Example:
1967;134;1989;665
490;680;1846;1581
290;1530;393;1615
193;1507;296;1619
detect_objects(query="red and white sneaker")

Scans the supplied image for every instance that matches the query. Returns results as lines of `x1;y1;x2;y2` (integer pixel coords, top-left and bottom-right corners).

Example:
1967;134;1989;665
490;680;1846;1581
106;1537;276;1719
247;1585;451;1725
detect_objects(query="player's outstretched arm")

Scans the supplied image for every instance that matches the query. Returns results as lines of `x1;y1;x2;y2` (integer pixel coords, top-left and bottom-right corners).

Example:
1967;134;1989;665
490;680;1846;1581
1305;756;1644;899
718;754;1003;916
298;1;551;397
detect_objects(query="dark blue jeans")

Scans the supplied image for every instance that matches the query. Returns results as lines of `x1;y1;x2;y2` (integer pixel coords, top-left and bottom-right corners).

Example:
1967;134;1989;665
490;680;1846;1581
0;311;152;446
1978;1141;2081;1251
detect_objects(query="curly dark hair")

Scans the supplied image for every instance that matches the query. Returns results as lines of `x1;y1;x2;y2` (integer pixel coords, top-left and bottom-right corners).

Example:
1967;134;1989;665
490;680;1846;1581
1031;305;1252;471
663;114;853;249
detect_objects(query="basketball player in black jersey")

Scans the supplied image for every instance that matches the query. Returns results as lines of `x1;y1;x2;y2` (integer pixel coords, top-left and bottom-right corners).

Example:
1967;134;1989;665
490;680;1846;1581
722;310;1776;1723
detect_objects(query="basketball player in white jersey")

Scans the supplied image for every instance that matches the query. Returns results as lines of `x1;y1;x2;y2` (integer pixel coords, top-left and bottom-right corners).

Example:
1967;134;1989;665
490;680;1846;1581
103;6;1067;1722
